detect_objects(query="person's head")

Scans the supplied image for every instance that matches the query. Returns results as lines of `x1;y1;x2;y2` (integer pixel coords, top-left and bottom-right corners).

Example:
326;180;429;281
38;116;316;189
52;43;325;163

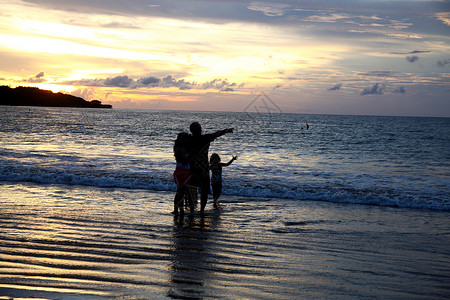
190;122;202;136
174;147;187;162
174;132;189;153
210;153;220;164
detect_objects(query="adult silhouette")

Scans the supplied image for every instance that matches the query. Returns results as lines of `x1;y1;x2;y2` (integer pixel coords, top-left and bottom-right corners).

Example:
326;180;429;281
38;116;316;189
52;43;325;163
186;122;233;213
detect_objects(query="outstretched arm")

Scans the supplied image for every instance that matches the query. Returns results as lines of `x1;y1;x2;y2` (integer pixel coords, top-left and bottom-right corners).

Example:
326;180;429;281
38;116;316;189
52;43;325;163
221;156;237;166
212;128;234;139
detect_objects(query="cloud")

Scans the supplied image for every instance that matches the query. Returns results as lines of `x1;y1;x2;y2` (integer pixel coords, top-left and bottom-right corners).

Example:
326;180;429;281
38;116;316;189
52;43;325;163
409;50;430;54
200;79;235;90
16;0;450;40
4;0;449;117
304;13;350;23
390;50;430;55
161;75;190;89
406;55;419;63
248;1;290;17
139;76;160;85
62;74;240;92
358;71;399;77
221;87;234;92
435;12;450;26
71;88;96;100
361;83;385;95
24;72;46;83
328;83;342;91
394;86;405;94
104;75;133;87
302;12;413;33
101;21;140;29
436;59;450;68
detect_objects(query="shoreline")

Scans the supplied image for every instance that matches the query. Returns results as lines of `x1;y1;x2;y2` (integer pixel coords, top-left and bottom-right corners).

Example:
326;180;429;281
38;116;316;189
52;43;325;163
0;178;447;212
1;181;449;299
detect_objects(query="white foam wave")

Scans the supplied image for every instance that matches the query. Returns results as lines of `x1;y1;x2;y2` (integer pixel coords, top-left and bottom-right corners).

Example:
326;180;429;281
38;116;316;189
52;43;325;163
1;165;448;211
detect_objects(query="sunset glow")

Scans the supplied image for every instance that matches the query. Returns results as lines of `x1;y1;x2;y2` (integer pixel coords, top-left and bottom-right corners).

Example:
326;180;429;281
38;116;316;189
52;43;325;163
1;0;449;116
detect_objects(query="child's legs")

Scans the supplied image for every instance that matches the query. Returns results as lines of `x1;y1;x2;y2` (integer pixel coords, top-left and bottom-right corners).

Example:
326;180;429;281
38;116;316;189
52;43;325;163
212;182;222;202
185;186;196;213
174;185;186;212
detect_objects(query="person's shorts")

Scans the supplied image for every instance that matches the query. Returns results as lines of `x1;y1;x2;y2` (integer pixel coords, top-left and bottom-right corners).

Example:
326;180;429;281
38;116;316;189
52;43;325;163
173;168;191;186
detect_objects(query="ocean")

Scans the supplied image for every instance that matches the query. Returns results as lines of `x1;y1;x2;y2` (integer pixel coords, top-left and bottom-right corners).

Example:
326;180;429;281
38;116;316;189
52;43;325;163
1;105;449;299
1;106;449;210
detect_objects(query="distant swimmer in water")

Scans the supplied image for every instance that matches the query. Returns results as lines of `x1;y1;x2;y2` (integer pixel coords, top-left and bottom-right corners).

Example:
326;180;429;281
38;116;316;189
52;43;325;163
210;154;237;208
306;122;309;130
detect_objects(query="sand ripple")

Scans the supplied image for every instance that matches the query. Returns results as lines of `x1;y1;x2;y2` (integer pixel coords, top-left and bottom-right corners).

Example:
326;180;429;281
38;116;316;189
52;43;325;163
1;183;449;299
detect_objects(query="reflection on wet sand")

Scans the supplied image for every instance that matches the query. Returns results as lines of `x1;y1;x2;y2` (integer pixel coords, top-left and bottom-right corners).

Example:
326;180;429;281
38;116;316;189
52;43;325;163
168;211;222;299
1;184;449;299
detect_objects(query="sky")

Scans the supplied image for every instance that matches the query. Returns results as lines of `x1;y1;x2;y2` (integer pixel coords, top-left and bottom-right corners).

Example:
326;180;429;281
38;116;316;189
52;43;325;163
1;0;449;116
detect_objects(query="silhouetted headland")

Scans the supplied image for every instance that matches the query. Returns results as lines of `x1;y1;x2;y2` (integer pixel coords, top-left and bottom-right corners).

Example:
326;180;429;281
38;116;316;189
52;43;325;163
0;86;112;108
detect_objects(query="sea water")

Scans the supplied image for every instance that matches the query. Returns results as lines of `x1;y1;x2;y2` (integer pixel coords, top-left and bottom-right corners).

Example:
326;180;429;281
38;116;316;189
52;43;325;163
0;106;449;210
1;105;450;299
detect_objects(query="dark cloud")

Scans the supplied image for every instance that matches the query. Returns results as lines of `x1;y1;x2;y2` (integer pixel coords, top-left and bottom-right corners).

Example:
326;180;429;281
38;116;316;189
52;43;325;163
200;79;235;90
161;75;191;89
406;55;419;63
221;87;234;92
361;83;385;95
390;50;431;55
328;83;342;91
160;76;238;91
139;76;160;85
61;74;239;92
436;59;450;68
358;71;399;77
406;55;420;63
410;50;430;54
24;72;46;83
394;86;405;93
104;75;133;87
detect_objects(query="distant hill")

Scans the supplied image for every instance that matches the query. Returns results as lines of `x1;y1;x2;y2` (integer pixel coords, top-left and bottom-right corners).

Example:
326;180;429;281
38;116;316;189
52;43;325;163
0;86;112;108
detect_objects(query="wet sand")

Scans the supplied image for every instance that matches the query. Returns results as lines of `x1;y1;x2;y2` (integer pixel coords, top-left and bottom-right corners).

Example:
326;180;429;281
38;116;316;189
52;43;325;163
0;182;449;299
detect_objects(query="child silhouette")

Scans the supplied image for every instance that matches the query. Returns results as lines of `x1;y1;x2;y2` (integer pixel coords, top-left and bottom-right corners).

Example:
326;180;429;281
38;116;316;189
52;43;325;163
209;153;237;207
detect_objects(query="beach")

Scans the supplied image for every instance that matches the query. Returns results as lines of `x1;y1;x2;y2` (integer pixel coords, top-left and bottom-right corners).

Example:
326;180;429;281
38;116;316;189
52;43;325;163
2;0;450;297
1;107;449;299
1;182;449;299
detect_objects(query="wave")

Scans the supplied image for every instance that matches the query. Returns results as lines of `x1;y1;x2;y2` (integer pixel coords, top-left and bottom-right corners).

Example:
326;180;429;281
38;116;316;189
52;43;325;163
1;164;448;211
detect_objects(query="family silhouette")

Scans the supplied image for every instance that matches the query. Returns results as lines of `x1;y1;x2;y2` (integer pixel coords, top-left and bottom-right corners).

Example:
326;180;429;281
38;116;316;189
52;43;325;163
173;122;234;217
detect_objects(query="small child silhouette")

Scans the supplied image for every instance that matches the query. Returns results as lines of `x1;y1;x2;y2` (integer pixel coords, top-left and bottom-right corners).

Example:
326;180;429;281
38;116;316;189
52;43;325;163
209;153;237;207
